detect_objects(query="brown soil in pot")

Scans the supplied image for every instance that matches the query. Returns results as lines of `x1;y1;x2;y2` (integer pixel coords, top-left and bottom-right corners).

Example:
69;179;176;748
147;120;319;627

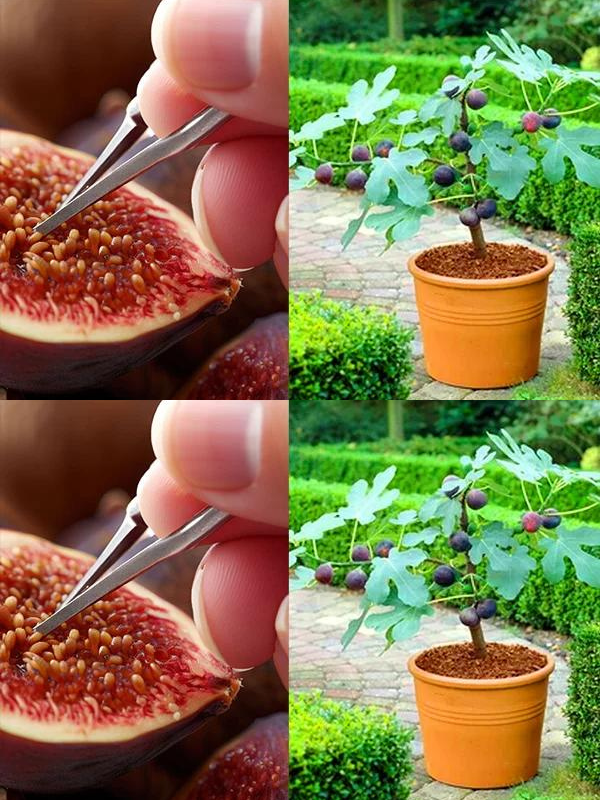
415;642;547;679
415;242;547;279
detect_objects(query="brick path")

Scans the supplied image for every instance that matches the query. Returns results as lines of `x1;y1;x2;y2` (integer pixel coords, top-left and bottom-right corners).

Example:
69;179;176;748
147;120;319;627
290;586;571;799
291;187;571;400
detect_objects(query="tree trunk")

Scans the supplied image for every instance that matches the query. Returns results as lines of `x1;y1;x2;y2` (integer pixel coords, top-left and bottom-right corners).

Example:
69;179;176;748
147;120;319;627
387;401;405;440
470;623;488;659
387;0;405;40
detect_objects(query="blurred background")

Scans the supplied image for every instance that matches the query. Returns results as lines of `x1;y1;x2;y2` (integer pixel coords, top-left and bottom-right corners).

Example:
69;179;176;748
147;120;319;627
0;400;287;799
290;0;600;67
0;0;287;400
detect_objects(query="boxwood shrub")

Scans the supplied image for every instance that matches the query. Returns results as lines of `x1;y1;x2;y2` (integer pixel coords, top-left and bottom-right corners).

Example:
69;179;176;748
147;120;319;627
289;291;413;399
290;77;600;234
290;45;600;123
289;691;413;800
290;445;600;521
567;622;600;786
566;223;600;387
289;476;600;634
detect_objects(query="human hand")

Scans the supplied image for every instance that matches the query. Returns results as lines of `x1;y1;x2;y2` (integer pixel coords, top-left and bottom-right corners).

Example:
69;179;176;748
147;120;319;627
137;0;288;284
137;400;288;686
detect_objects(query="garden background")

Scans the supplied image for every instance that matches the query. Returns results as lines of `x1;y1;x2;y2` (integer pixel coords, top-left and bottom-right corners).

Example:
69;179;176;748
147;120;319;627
289;399;600;799
289;0;600;401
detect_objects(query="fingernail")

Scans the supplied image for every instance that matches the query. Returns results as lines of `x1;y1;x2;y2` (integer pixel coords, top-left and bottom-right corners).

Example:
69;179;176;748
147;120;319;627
152;400;263;490
157;0;263;90
275;595;289;656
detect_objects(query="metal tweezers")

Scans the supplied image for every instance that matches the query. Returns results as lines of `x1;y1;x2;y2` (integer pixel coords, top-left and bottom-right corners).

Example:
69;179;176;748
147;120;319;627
34;498;231;637
34;97;231;237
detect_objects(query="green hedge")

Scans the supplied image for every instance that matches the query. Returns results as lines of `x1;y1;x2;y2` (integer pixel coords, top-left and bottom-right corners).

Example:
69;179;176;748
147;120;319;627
290;45;600;123
567;223;600;387
290;76;600;235
567;622;600;786
290;476;600;634
290;445;600;522
289;691;413;800
289;291;413;399
329;435;489;457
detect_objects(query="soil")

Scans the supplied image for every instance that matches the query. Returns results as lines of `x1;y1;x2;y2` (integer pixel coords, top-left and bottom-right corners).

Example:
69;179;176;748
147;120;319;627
415;242;547;279
416;642;547;679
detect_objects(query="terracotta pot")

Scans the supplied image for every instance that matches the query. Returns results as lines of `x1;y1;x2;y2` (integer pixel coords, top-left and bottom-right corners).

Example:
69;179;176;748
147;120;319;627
408;647;555;789
407;245;555;388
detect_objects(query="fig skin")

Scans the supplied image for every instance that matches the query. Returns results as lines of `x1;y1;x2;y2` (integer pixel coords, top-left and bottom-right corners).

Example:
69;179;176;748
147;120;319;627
172;713;288;800
0;131;240;394
0;531;240;794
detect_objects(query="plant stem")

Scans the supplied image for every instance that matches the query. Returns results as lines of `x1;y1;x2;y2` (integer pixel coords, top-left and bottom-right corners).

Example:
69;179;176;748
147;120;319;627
348;519;359;561
560;101;600;116
429;594;475;605
560;501;600;516
349;119;358;160
469;223;487;259
470;623;488;658
459;94;487;260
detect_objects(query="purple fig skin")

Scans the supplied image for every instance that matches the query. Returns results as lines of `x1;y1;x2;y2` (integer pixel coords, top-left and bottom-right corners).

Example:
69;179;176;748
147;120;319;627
442;75;461;98
442;475;461;498
541;109;561;129
374;539;395;557
541;509;561;529
522;112;543;133
345;568;367;591
466;89;488;109
345;169;367;191
351;145;371;162
434;165;456;187
466;489;488;510
449;531;472;553
459;207;480;228
459;607;481;628
449;131;472;152
434;565;456;587
374;139;394;157
351;545;370;562
475;198;497;219
315;163;334;184
522;511;543;533
475;599;497;619
315;563;334;584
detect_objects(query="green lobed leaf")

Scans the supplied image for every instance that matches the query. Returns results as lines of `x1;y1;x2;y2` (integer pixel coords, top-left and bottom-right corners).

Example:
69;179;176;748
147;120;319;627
292;512;345;543
540;127;600;189
364;592;434;642
293;112;345;142
341;195;372;251
540;527;600;588
341;595;371;650
403;127;441;147
290;565;316;591
290;165;316;191
289;545;306;568
365;547;429;606
338;66;400;125
418;95;462;136
365;148;429;206
364;193;434;242
289;145;306;168
338;465;399;524
390;509;418;526
389;109;418;126
402;526;441;546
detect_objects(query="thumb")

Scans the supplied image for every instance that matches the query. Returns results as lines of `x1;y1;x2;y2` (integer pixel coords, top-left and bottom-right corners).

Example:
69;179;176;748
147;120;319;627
151;0;288;128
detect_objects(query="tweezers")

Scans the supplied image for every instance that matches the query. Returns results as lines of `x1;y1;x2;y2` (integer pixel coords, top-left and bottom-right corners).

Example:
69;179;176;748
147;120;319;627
34;497;231;636
34;97;231;237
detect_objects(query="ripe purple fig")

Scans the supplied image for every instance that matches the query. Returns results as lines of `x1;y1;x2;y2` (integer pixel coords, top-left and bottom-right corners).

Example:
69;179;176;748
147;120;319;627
475;599;497;619
522;511;543;533
315;563;334;584
442;475;461;498
351;545;370;562
475;198;497;219
459;607;481;628
345;169;367;191
374;539;395;557
315;163;334;184
522;112;543;133
449;131;472;152
434;565;456;587
541;109;561;129
541;509;561;529
351;145;370;162
466;89;488;109
374;139;395;157
442;75;461;98
345;569;367;591
466;489;488;510
459;207;480;228
433;165;456;187
449;531;472;552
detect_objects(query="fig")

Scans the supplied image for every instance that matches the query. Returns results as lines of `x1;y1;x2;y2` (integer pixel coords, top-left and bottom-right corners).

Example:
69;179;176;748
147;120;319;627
345;169;367;191
434;565;456;587
466;489;488;510
475;599;497;619
345;569;367;591
475;198;497;219
177;313;288;399
442;474;461;498
541;109;561;129
314;163;334;184
459;607;480;628
449;531;472;552
466;89;488;109
374;139;394;158
0;531;239;793
172;713;288;800
351;545;370;562
459;207;480;228
449;131;472;152
541;508;561;529
433;165;456;187
315;564;334;584
0;132;240;394
351;145;370;162
374;539;394;557
522;511;542;532
522;112;542;133
442;75;461;98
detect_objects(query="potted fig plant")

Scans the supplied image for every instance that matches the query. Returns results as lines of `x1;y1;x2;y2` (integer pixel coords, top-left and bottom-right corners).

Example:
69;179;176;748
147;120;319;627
290;431;600;788
290;31;600;388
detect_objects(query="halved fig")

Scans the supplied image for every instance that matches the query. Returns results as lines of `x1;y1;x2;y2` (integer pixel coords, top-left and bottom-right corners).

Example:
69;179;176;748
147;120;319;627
173;713;288;800
0;531;240;793
178;313;288;399
0;132;240;393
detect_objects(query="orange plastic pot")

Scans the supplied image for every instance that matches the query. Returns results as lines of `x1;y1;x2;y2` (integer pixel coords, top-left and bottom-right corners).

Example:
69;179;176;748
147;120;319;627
408;647;555;789
407;245;555;388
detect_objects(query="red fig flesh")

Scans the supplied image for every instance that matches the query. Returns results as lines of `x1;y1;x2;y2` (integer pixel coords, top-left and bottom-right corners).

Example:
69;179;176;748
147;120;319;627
178;312;288;399
0;132;240;393
0;531;239;793
173;713;288;800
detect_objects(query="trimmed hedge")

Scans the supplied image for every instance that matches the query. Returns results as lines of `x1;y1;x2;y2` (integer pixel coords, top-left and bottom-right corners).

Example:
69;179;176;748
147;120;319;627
290;445;600;522
289;291;413;399
326;435;490;457
567;622;600;786
290;45;600;123
289;691;413;800
567;223;600;387
289;476;600;634
290;76;600;234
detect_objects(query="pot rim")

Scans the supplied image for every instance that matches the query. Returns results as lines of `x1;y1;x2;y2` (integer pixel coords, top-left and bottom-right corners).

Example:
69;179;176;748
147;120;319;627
407;642;556;689
407;241;555;290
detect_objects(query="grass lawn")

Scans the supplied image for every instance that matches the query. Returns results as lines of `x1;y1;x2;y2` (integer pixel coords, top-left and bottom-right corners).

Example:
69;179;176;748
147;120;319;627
512;764;600;799
513;363;600;400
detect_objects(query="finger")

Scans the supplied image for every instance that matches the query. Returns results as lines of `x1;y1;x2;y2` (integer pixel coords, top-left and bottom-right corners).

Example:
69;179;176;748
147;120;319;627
147;400;288;527
191;536;289;670
191;135;288;269
273;195;288;288
151;0;288;128
273;595;288;687
137;59;284;140
137;458;284;542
